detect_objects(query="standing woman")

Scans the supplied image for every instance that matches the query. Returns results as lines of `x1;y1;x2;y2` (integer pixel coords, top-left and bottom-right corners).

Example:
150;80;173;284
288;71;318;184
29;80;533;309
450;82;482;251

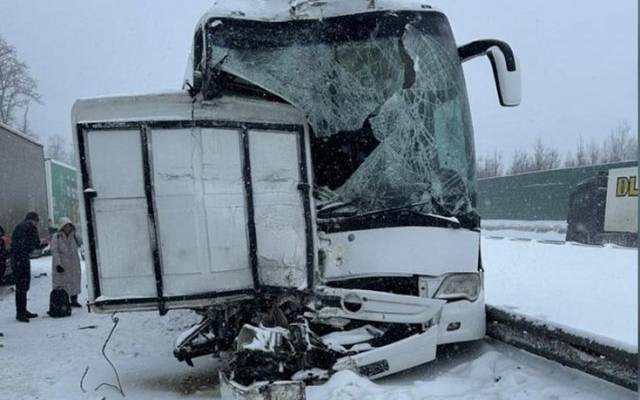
51;217;83;307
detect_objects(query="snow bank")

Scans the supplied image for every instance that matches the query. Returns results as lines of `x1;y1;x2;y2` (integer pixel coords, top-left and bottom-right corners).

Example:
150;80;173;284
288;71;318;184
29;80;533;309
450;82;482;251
481;219;567;233
483;238;637;352
481;219;568;241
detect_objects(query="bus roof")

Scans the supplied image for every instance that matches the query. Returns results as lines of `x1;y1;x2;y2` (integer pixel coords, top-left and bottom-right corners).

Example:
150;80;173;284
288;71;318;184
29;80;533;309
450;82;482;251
198;0;438;26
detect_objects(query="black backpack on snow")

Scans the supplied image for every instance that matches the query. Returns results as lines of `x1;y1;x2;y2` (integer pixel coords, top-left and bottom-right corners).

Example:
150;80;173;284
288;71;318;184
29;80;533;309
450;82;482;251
48;287;72;318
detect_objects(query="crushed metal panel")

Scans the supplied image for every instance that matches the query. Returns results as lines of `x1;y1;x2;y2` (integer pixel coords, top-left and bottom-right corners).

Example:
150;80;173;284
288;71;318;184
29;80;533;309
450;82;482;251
249;129;309;289
333;327;439;380
220;372;306;400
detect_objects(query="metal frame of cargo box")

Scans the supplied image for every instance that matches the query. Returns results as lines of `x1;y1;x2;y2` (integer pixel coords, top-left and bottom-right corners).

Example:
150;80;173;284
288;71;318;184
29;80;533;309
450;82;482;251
76;119;314;315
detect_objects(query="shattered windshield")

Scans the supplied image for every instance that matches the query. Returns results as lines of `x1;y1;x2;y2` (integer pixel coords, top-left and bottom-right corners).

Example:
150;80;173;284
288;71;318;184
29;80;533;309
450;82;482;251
205;11;475;220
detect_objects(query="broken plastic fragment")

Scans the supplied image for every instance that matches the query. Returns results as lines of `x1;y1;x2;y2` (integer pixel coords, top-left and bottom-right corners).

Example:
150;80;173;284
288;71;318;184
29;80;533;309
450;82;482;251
322;325;384;347
236;324;290;352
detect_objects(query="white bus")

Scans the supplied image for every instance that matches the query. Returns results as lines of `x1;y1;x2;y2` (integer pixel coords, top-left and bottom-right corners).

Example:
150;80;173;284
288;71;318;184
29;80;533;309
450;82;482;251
72;1;520;397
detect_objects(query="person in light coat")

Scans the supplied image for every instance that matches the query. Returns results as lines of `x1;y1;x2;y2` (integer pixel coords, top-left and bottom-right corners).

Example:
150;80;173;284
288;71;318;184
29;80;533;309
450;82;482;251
50;217;83;307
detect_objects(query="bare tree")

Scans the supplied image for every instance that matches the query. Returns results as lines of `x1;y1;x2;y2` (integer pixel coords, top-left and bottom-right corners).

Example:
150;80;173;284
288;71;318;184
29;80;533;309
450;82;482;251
19;102;39;141
530;138;561;171
601;121;636;163
564;151;576;168
574;134;588;166
0;35;41;129
547;148;561;170
507;138;562;175
508;150;532;174
508;123;635;175
624;136;638;161
587;138;601;165
476;151;503;178
46;134;75;165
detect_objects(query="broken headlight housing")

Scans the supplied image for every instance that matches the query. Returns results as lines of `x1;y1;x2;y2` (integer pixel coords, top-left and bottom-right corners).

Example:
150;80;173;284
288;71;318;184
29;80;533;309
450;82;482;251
434;273;481;302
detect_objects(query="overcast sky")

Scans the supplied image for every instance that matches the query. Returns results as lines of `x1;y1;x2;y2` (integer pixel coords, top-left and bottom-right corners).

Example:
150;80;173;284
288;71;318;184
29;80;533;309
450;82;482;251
0;0;637;161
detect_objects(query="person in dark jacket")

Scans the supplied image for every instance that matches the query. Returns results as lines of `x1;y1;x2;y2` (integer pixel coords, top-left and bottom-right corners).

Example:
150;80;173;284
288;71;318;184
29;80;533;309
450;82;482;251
11;212;46;322
0;225;8;285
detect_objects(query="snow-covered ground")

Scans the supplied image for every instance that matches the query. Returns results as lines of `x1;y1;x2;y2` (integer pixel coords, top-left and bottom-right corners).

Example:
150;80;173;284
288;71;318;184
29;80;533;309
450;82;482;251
309;340;634;400
0;256;636;399
0;257;211;400
483;236;638;352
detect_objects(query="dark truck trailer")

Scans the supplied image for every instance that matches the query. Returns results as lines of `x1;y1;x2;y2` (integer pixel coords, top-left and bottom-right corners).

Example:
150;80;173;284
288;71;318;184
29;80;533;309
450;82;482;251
0;122;49;244
566;164;638;247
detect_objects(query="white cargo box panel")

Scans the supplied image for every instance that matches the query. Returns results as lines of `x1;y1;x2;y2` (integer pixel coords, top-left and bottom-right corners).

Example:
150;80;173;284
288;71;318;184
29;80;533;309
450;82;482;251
72;93;316;313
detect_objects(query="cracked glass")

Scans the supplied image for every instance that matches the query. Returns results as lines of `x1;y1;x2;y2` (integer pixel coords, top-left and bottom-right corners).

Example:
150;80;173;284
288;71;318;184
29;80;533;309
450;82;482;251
205;11;476;219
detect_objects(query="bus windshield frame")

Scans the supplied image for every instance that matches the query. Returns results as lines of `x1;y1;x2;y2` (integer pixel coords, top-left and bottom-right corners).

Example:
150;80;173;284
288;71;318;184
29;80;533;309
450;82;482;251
204;10;478;227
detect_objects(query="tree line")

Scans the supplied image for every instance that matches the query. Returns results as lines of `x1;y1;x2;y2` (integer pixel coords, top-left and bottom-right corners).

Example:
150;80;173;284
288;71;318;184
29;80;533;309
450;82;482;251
477;121;638;178
1;34;75;165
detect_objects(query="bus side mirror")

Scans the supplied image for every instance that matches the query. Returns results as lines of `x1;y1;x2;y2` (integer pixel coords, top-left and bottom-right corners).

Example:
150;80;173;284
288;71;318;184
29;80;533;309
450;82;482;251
458;40;521;107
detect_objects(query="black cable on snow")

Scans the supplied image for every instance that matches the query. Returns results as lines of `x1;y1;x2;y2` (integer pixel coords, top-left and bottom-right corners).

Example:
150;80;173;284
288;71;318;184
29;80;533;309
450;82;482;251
80;313;126;397
79;366;89;393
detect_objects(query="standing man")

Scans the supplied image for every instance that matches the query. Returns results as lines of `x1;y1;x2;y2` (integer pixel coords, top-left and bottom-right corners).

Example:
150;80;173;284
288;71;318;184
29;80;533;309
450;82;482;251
0;225;8;285
11;212;46;322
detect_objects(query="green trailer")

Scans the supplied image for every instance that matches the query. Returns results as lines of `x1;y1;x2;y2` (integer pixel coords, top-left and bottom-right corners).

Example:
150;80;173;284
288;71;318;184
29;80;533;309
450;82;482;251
45;158;80;229
477;161;637;221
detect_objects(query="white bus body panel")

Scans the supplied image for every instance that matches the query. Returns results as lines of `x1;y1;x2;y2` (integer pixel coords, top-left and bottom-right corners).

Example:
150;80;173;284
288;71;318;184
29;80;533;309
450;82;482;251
320;227;485;345
321;227;480;279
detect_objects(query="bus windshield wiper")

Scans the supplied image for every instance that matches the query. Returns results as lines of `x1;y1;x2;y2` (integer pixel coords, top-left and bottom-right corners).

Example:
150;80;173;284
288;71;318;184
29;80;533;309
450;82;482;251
353;201;461;228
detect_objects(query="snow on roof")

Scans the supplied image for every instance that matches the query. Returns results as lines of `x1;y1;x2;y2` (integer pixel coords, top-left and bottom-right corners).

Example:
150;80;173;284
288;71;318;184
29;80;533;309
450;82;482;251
0;121;43;147
198;0;438;25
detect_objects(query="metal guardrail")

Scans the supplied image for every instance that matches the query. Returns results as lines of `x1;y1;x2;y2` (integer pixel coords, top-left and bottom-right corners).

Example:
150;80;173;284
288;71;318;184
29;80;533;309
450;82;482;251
486;305;638;391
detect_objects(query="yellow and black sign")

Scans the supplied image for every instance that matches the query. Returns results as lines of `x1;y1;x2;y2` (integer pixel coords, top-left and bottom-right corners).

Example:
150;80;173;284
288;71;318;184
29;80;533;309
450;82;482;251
615;176;638;197
605;167;638;233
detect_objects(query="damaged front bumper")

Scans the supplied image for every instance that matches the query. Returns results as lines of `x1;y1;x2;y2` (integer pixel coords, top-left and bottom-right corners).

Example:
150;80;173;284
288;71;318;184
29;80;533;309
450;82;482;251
332;326;439;379
313;286;446;324
175;285;483;400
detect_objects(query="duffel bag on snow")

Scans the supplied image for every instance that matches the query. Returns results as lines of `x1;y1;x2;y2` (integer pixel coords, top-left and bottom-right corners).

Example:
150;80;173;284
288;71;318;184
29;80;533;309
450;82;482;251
48;287;72;318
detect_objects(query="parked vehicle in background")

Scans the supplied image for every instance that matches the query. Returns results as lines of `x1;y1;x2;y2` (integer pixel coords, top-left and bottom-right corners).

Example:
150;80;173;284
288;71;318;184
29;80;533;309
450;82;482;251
44;158;80;228
0;122;49;243
566;164;638;247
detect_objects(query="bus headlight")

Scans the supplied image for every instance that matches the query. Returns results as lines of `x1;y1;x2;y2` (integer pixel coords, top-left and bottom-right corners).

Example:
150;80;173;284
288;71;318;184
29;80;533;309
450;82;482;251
434;273;481;302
